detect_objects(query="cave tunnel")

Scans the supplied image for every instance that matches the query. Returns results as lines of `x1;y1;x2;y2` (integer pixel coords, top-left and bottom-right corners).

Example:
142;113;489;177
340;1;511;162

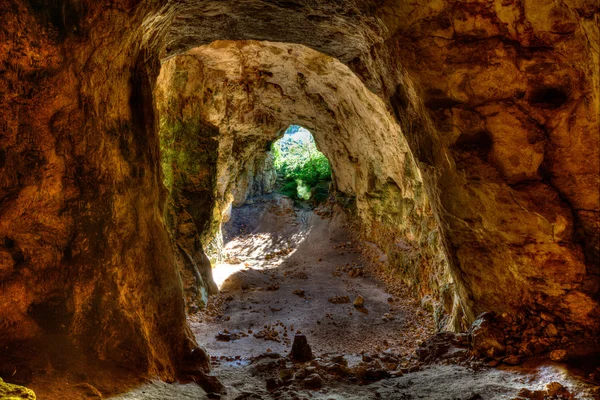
0;1;599;399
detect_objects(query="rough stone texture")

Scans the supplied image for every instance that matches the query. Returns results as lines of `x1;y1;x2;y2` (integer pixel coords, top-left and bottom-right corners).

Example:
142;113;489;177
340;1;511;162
366;0;600;331
155;41;452;325
0;0;210;390
157;0;599;333
232;151;277;207
0;378;35;400
0;0;598;394
470;313;506;358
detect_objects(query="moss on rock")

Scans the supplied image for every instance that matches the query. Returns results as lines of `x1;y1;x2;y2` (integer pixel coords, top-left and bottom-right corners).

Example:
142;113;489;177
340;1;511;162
0;378;36;400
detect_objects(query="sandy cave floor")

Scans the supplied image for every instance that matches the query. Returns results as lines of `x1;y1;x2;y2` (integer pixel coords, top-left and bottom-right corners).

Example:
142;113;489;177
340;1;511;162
111;195;600;400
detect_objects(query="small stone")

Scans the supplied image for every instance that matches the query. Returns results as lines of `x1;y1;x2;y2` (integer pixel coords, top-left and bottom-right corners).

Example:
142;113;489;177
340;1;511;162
517;388;546;399
382;313;395;321
503;355;522;365
540;312;554;322
303;373;323;388
545;323;558;337
279;369;294;381
549;349;568;362
546;382;569;397
353;295;364;308
487;359;500;367
290;333;313;361
266;378;282;392
293;369;307;380
501;312;513;325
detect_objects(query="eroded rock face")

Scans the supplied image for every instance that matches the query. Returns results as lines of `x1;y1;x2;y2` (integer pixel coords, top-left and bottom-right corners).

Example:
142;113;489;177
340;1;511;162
233;151;277;207
0;0;598;392
366;0;600;330
155;41;453;326
0;0;206;389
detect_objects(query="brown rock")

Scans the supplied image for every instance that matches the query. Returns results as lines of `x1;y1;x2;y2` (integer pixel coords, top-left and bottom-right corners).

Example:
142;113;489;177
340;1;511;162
503;355;522;365
303;373;323;388
353;295;365;308
545;323;559;337
470;313;506;357
549;349;568;362
517;388;547;400
289;334;313;362
546;382;570;397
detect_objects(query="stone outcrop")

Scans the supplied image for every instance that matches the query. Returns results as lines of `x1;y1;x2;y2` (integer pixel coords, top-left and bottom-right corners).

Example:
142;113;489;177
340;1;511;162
233;151;277;207
368;0;600;331
0;0;597;395
0;378;35;400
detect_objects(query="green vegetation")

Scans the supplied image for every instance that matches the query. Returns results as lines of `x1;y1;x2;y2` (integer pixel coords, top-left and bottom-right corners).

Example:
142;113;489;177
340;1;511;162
273;125;331;201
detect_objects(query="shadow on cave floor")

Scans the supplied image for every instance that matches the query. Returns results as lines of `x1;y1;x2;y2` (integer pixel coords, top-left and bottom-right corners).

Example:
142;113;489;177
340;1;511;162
193;193;434;359
109;194;600;399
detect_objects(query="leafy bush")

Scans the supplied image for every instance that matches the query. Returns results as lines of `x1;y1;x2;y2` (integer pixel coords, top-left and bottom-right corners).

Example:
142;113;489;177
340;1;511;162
273;126;331;201
279;180;298;198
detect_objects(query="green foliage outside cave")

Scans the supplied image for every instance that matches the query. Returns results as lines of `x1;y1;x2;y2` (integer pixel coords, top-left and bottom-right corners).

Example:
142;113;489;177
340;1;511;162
273;125;331;202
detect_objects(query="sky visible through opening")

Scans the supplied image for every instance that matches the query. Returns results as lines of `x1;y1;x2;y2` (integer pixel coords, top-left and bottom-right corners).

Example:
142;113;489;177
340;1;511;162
282;125;313;144
273;125;331;201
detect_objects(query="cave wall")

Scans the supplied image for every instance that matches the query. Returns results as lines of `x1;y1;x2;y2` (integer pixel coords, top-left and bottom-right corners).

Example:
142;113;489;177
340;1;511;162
365;0;600;330
0;0;598;390
156;0;599;331
155;41;454;326
232;151;277;207
0;0;206;386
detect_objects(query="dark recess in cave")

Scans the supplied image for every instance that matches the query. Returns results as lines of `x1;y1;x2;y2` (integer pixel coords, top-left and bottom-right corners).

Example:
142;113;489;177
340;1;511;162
453;130;493;158
529;87;569;109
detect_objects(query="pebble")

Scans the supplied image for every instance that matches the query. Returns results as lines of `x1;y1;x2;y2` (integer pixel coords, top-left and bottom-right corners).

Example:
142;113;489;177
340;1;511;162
545;323;558;337
546;382;569;397
303;373;323;388
503;355;522;365
549;349;568;362
353;295;364;308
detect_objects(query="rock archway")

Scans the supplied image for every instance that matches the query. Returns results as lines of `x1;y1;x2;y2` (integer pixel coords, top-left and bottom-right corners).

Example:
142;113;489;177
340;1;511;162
155;40;454;328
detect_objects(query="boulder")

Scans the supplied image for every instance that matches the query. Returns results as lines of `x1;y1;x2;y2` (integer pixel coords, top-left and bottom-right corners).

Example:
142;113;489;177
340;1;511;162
470;312;506;357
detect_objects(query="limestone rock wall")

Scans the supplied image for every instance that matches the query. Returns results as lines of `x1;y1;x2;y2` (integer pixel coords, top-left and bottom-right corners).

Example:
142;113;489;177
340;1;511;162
0;0;208;388
366;0;600;331
155;41;454;327
0;0;598;391
233;151;277;207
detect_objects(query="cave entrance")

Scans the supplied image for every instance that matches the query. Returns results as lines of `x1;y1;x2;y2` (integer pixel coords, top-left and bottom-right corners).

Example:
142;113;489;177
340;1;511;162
157;40;436;393
210;125;332;290
272;125;332;203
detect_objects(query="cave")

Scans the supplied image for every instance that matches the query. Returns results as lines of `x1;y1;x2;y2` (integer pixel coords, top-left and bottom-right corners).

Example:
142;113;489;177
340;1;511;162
0;1;599;399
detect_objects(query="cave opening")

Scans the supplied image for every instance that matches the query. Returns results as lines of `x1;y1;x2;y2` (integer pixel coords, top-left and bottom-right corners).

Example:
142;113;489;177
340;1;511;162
272;125;332;202
156;41;438;381
1;2;599;399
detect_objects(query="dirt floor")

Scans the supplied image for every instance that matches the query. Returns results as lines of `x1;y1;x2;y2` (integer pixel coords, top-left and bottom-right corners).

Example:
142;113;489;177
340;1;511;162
111;195;600;400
